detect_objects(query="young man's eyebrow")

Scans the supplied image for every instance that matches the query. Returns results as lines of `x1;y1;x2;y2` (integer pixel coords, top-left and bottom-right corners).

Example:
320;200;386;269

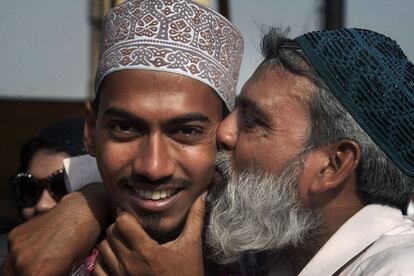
166;112;210;125
236;96;271;125
103;107;209;125
103;107;145;124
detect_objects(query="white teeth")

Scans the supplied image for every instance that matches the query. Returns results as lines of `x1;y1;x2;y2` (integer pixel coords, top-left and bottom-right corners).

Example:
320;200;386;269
152;191;161;200
135;189;176;200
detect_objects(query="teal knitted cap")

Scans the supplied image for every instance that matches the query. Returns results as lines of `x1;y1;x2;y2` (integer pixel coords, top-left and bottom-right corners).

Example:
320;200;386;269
295;28;414;176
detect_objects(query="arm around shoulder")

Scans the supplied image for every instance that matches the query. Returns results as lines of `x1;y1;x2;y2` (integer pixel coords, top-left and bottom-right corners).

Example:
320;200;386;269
1;182;110;275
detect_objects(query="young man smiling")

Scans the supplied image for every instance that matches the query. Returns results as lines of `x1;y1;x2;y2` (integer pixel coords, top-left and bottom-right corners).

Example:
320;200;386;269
88;69;224;244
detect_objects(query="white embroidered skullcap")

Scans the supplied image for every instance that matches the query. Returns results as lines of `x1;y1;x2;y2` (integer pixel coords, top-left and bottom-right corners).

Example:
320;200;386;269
95;0;244;110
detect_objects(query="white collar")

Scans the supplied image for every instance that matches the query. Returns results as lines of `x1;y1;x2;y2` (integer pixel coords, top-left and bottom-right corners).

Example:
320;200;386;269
408;200;414;217
297;204;403;276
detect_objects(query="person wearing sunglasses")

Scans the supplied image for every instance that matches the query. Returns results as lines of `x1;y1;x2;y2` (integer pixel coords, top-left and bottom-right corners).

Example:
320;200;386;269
11;117;86;221
0;118;86;265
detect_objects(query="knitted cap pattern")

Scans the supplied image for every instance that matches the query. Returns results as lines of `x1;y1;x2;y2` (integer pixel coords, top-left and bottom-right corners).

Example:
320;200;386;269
296;28;414;176
95;0;244;110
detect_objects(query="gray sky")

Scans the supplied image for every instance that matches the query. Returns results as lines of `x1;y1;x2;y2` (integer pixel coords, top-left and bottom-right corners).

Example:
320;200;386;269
0;0;90;100
230;0;414;92
1;0;413;99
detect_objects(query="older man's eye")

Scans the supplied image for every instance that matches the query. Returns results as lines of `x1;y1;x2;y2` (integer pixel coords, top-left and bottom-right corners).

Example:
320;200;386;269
238;112;271;138
240;114;258;130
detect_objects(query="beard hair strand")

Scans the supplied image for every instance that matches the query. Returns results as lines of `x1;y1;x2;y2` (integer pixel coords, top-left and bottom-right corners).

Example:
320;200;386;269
206;150;322;264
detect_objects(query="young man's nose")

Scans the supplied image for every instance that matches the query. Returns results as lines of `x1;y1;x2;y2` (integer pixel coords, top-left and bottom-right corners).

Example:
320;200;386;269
133;133;175;181
217;111;238;151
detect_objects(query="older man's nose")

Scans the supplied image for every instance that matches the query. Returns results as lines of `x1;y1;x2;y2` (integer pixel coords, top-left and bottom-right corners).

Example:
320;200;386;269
217;111;238;150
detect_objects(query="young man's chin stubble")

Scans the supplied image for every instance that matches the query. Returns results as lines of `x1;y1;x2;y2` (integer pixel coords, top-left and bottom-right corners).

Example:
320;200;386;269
114;175;192;243
138;211;186;244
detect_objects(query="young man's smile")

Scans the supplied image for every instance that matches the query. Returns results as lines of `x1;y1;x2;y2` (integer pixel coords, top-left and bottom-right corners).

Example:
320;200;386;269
85;69;223;241
120;175;191;213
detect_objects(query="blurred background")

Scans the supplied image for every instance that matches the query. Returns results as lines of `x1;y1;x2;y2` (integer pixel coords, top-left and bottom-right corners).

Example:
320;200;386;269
1;0;413;229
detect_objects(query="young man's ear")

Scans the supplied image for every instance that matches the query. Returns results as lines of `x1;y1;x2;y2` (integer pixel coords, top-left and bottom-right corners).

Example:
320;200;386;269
84;104;97;157
310;140;361;194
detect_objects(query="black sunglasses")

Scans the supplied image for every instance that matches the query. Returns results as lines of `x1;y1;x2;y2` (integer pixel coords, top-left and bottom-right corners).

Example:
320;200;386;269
12;169;67;208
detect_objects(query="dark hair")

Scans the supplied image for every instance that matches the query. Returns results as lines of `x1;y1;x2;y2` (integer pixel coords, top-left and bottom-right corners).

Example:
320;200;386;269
92;90;101;113
258;27;414;213
15;117;85;174
18;139;67;173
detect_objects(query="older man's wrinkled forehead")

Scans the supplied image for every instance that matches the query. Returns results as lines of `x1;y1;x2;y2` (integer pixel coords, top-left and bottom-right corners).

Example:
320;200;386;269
244;64;316;107
95;0;244;111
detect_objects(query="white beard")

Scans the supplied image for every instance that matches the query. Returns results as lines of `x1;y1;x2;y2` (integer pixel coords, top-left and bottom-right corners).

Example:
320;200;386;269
206;151;321;264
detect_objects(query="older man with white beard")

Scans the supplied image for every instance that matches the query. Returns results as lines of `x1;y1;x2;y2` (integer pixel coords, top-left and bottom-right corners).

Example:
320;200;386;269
206;28;414;275
206;150;321;266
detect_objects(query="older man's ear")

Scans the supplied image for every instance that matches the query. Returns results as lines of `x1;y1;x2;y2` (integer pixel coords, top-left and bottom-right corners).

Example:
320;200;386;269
297;140;361;207
312;140;361;193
